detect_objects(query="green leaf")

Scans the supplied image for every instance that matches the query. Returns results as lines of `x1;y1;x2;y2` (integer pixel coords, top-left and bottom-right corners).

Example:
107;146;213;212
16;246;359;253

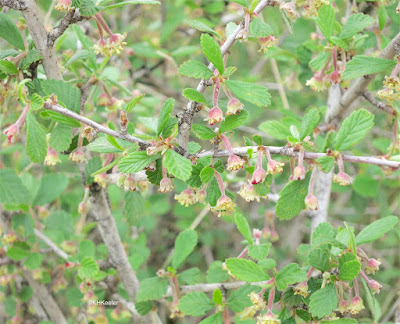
207;261;230;283
183;88;206;103
41;80;81;113
335;109;374;151
317;156;335;173
0;60;18;75
309;284;338;318
0;169;29;205
248;243;271;261
276;263;307;290
29;94;44;111
227;283;261;312
186;162;205;188
146;158;163;185
118;151;160;173
355;216;398;245
24;252;43;270
296;309;311;322
275;172;310;220
316;4;335;40
164;150;193;181
342;56;396;80
300;107;320;140
219;110;248;134
250;17;273;37
308;248;330;272
360;277;377;321
223;66;237;78
200;166;214;183
309;52;331;71
7;245;30;261
126;94;146;113
104;0;160;10
136;277;168;302
26;113;47;163
20;49;43;70
78;257;99;278
178;60;214;79
92;156;123;176
188;142;201;154
87;137;124;153
192;124;216;140
206;176;221;206
339;13;375;40
234;213;253;245
33;174;69;206
321;319;358;324
212;289;223;304
79;0;103;16
85;157;103;185
65;50;89;67
172;229;198;269
157;98;175;136
225;80;271;107
40;111;81;127
178;292;214;316
259;120;290;140
50;124;72;152
353;174;379;198
338;253;361;281
225;258;269;282
200;34;224;74
187;20;219;38
0;13;25;50
199;313;222;324
106;135;125;151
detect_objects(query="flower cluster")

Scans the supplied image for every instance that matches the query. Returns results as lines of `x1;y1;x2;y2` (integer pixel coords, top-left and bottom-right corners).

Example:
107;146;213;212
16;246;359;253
93;33;127;57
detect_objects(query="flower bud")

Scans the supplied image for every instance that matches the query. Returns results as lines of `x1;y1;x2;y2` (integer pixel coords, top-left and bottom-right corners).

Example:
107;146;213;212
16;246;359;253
293;165;306;180
55;0;73;12
97;93;111;106
206;107;223;125
329;70;341;84
226;98;244;115
257;311;280;324
251;168;267;185
227;154;245;171
69;150;87;163
306;72;330;92
117;173;127;187
4;124;20;143
368;280;382;294
252;229;262;240
338;299;349;314
174;189;196;207
294;281;309;298
304;194;318;210
238;183;260;202
258;35;278;53
195;188;207;204
270;231;279;242
78;201;90;216
159;177;174;193
333;171;353;186
267;159;284;175
365;258;381;275
211;194;236;217
44;146;61;166
124;175;137;192
349;296;364;315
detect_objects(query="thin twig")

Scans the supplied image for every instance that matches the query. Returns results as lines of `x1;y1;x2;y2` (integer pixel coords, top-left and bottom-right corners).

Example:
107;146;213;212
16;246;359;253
0;0;27;10
34;229;69;261
362;90;396;115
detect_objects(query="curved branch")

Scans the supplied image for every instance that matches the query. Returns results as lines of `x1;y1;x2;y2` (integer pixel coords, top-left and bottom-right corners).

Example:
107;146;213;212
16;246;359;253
0;0;27;10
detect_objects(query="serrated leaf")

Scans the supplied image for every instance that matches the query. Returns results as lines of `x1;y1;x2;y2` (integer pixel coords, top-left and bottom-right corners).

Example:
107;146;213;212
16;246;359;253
225;258;269;282
223;66;237;78
206;176;221;206
199;313;222;324
164;150;192;181
309;284;337;318
187;19;219;38
309;52;331;71
146;158;162;185
26;113;47;163
339;13;375;40
342;56;396;80
250;17;273;37
157;98;174;136
183;88;206;103
85;157;102;185
248;244;271;261
192;124;216;140
316;4;335;40
0;169;28;205
33;174;69;206
118;151;160;173
212;289;223;304
0;13;25;50
136;277;168;302
300;107;320;140
178;60;214;79
259;120;290;140
49;124;72;152
65;50;89;67
92;157;123;176
7;245;30;261
41;79;81;113
186;162;205;188
200;34;224;74
104;0;160;10
29;93;44;111
317;156;335;173
87;137;124;153
79;0;103;16
234;213;253;245
276;263;307;290
126;94;145;112
78;257;99;278
321;319;358;324
275;172;310;220
355;216;398;245
219;110;248;134
24;253;43;270
0;60;18;74
225;80;271;107
308;248;330;272
40;111;81;127
200;166;214;183
227;283;261;312
338;253;361;281
335;109;374;151
188;142;201;154
178;292;214;316
172;229;198;269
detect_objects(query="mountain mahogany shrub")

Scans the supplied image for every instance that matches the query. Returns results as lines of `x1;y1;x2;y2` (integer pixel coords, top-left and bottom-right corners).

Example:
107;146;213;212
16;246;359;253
0;0;400;323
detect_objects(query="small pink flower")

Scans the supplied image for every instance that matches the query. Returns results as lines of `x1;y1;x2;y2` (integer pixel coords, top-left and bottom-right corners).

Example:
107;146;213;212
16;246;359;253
294;281;309;298
304;194;318;210
349;296;364;315
365;258;381;275
55;0;73;12
3;124;19;143
258;35;278;53
293;165;306;180
226;98;244;115
338;299;349;314
333;171;353;186
211;194;236;217
251;168;267;185
206;107;223;125
267;159;284;175
124;175;137;191
368;280;382;295
159;177;174;193
306;71;330;92
44;147;61;166
94;173;108;188
175;189;196;207
257;311;280;324
78;201;90;216
69;150;87;163
238;183;260;202
227;154;245;171
195;188;207;204
329;70;341;84
97;93;111;106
